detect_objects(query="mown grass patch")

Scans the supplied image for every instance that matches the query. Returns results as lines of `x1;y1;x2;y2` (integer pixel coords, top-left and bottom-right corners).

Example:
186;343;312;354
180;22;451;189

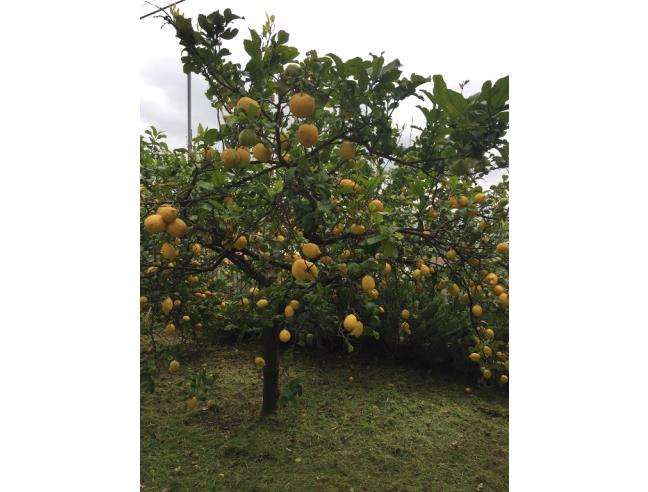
141;343;508;491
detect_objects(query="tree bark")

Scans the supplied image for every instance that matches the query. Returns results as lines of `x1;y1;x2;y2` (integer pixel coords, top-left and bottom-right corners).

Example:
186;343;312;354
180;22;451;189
260;318;280;416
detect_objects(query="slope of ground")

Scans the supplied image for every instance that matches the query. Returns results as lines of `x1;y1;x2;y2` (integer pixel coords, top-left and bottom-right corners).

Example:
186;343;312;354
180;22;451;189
141;343;508;491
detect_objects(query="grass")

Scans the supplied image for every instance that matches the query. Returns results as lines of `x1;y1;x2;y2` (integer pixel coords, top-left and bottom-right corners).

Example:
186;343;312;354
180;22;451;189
141;342;508;491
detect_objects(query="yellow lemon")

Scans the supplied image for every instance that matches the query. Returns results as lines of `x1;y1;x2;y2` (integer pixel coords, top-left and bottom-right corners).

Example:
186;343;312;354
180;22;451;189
320;255;334;265
368;199;384;212
485;273;498;285
343;314;358;331
499;292;509;308
302;243;321;259
471;304;483;317
288;92;315;118
236;147;251;166
164;323;176;336
157;205;178;224
361;275;376;292
352;321;364;337
167;218;188;238
162;297;173;315
279;329;291;343
252;143;272;162
186;396;198;411
233;235;248;250
222;148;240;168
297;124;319;147
291;259;319;281
236;96;261;116
161;243;177;261
144;214;167;234
340;141;356;160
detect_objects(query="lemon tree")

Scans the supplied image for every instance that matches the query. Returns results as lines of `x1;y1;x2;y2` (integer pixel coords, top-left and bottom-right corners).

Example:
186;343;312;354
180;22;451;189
140;8;509;415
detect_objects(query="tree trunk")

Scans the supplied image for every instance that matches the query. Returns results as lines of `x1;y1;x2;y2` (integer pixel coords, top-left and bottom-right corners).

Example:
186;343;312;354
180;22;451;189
260;319;280;416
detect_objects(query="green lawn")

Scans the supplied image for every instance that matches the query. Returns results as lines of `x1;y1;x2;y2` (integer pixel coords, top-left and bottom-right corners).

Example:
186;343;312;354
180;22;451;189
141;343;508;491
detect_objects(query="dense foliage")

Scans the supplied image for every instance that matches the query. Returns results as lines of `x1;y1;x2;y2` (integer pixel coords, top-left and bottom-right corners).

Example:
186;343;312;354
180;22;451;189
140;7;509;413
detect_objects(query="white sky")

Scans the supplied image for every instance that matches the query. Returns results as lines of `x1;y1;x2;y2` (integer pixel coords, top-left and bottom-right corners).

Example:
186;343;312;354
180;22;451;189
140;0;508;150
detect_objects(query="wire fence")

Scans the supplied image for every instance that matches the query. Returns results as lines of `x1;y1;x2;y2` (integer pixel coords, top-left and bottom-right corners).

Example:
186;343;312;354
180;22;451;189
212;266;248;298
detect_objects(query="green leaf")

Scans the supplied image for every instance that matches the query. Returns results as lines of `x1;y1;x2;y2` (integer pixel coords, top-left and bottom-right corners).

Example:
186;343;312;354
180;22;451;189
277;30;289;44
220;28;238;40
382;240;396;257
326;53;345;75
203;128;219;145
445;89;468;116
278;46;299;63
489;76;509;112
409;180;425;197
382;58;401;74
432;74;448;96
211;169;226;187
249;28;261;45
365;234;386;245
244;39;260;60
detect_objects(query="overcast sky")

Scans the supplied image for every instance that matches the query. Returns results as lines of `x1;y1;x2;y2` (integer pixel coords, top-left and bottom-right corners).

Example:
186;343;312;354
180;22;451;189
140;0;507;184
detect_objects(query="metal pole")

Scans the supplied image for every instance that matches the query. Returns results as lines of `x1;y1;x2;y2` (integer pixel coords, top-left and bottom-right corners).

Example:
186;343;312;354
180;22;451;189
187;72;192;151
140;0;192;151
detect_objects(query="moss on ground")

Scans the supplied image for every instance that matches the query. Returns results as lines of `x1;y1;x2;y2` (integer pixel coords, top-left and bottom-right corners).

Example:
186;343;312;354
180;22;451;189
141;343;508;491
